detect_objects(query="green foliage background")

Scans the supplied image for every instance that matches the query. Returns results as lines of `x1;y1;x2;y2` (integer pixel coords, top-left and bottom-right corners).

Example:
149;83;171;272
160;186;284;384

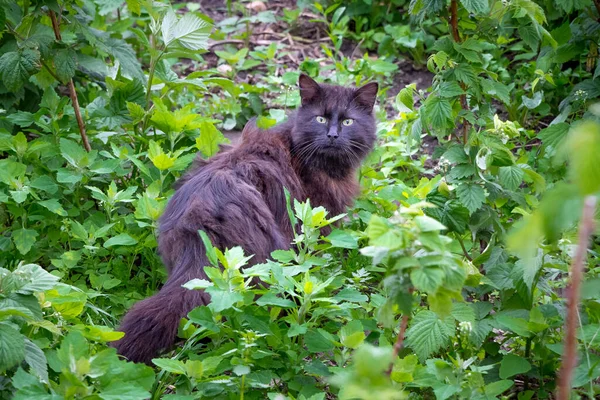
1;0;600;399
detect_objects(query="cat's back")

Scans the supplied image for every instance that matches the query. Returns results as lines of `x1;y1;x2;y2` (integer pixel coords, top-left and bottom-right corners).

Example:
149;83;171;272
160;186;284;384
158;120;304;264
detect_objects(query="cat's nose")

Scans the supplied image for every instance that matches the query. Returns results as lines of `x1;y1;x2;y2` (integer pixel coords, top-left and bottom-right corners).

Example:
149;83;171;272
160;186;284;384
327;130;339;140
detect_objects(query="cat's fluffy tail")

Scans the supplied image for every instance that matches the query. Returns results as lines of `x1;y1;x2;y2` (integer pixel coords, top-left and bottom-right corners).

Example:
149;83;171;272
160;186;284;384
113;268;208;364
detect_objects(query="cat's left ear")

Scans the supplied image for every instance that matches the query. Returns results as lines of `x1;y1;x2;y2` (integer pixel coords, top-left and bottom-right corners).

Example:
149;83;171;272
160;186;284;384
353;82;379;110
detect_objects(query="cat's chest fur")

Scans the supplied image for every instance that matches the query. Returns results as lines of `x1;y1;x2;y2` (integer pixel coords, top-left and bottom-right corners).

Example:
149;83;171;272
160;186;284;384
299;170;358;217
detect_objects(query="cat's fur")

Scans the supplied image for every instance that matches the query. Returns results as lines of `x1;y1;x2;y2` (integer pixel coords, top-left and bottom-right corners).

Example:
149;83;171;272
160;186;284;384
114;75;378;363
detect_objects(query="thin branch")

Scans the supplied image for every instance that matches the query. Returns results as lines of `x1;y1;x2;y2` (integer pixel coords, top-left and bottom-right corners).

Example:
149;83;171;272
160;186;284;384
557;195;597;400
593;0;600;22
449;0;460;43
386;313;410;376
457;236;473;261
49;10;91;152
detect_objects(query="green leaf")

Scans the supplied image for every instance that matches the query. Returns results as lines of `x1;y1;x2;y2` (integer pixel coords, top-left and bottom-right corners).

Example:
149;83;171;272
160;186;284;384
187;306;220;333
15;263;60;294
24;339;48;383
99;382;150;400
38;199;68;216
326;229;358;249
564;121;600;195
424;96;452;130
405;310;454;361
538;122;569;150
99;37;144;81
195;121;227;158
12;228;38;255
460;0;489;14
442;144;469;164
484;380;514;397
340;320;365;349
0;49;41;91
411;267;444;293
451;302;475;323
305;329;336;353
54;48;77;83
182;279;213;290
499;354;531;379
256;292;295;308
0;323;25;373
456;183;485;214
162;9;212;51
104;233;138;248
152;358;187;374
498;166;524;191
205;287;243;312
438;81;464;98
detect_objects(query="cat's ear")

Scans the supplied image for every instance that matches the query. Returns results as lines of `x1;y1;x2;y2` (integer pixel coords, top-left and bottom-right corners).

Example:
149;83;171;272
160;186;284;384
298;74;321;105
353;82;379;110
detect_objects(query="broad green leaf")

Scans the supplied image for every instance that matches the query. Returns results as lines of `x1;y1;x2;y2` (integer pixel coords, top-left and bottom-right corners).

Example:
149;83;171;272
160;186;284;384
438;81;464;98
538;122;569;149
205;287;243;312
54;48;77;83
0;323;25;372
256;292;295;308
563;121;600;195
326;229;358;249
182;279;213;290
405;310;454;361
99;382;150;400
152;358;187;374
38;199;68;216
24;339;48;383
104;233;138;248
340;320;366;349
0;49;41;91
460;0;489;15
305;329;336;353
499;354;531;379
424;96;452;130
484;380;514;397
162;9;212;51
498;165;524;191
187;306;220;333
15;263;60;294
195;121;227;158
411;267;444;293
12;228;38;255
456;183;485;214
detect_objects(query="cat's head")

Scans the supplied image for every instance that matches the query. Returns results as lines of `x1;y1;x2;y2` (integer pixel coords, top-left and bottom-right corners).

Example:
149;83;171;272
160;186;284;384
291;74;378;178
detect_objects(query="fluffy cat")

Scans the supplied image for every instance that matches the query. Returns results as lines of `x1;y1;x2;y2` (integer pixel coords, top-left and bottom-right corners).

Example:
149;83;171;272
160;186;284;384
114;75;378;363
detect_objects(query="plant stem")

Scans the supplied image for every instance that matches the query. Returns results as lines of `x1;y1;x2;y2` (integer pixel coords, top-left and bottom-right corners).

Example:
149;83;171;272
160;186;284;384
557;195;597;400
386;313;410;376
457;236;473;261
49;10;91;152
449;0;460;43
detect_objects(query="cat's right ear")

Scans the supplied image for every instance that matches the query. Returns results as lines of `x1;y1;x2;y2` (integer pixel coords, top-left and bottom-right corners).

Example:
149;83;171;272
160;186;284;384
298;74;321;105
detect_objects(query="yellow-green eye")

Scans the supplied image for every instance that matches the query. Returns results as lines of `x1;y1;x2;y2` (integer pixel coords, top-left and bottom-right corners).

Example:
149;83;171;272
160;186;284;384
316;116;327;124
342;119;354;126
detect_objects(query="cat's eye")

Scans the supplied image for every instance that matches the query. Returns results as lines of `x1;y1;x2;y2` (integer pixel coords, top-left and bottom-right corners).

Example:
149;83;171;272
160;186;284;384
342;119;354;126
316;116;327;124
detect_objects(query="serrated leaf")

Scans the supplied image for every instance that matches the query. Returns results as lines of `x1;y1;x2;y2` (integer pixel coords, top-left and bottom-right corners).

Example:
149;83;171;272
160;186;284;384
460;0;489;14
195;121;227;158
411;267;444;293
456;183;485;214
0;324;25;372
538;122;569;149
99;37;143;80
24;339;48;383
498;165;524;191
438;81;464;98
405;310;454;361
424;96;452;130
99;382;150;400
16;263;60;294
0;49;41;91
162;9;212;51
12;228;38;255
54;48;77;83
